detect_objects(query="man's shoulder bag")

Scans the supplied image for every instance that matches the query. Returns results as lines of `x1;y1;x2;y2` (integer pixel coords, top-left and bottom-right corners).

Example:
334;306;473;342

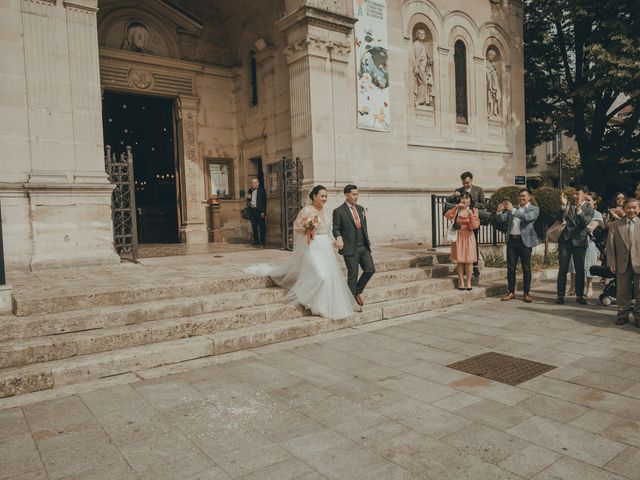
545;220;566;243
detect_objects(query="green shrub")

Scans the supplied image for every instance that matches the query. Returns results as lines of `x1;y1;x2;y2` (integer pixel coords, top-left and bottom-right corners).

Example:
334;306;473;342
487;186;539;214
532;186;576;224
481;252;507;268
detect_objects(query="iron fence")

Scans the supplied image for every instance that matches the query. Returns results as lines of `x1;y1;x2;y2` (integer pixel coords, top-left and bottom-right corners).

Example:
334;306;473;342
431;194;506;248
431;194;553;248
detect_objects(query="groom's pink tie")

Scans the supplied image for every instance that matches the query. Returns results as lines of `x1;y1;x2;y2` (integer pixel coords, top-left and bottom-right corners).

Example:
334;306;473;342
350;205;362;229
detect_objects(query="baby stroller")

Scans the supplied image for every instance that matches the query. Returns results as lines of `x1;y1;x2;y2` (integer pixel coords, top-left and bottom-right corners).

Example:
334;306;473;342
589;227;616;306
589;264;616;306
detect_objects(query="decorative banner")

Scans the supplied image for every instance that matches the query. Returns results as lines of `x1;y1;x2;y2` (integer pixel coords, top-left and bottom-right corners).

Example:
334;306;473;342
353;0;390;132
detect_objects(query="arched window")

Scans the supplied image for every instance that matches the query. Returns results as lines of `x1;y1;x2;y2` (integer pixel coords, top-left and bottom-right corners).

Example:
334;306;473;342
454;40;468;125
249;50;258;106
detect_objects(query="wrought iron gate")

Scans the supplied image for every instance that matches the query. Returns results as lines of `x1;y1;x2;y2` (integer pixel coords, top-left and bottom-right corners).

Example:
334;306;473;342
279;156;303;250
105;145;139;262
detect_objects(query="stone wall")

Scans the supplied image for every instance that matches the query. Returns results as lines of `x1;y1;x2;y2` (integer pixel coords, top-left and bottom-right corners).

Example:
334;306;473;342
1;0;119;272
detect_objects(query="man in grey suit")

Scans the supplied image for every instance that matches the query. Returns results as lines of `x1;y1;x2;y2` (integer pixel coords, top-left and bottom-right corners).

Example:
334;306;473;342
448;172;485;276
496;188;540;303
607;198;640;326
333;185;375;307
556;187;594;305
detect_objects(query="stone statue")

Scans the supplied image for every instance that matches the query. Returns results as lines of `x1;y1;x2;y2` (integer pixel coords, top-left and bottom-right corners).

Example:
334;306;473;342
412;28;435;108
121;21;153;54
486;49;501;117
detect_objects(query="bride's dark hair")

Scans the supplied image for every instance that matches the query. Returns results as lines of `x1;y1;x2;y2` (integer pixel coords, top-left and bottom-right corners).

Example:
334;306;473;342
309;185;326;200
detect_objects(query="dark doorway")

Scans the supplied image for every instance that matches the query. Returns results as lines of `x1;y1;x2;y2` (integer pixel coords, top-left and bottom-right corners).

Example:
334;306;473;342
250;157;264;187
102;92;180;244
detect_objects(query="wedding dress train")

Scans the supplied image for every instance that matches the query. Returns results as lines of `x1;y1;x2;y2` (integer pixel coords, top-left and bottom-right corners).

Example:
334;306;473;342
246;205;358;320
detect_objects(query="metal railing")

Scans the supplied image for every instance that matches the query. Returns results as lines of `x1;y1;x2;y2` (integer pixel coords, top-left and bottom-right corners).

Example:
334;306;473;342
0;197;4;286
431;194;506;248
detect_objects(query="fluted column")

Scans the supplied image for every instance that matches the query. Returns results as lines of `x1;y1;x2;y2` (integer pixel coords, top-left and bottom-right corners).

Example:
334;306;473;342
19;0;118;269
277;6;356;186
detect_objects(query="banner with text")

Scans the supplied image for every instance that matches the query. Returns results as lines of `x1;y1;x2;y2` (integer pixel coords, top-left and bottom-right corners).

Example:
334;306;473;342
353;0;390;132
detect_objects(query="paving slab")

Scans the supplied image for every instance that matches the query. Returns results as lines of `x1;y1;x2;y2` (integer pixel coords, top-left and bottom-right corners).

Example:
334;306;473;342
2;279;640;479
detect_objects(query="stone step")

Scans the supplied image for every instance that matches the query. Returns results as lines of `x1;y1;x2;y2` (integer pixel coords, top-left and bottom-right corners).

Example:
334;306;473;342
0;264;455;342
0;276;508;397
11;253;447;317
0;269;505;370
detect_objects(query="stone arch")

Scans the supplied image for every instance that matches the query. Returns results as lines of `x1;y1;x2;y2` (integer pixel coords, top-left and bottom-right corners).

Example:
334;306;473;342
98;9;180;59
401;0;443;40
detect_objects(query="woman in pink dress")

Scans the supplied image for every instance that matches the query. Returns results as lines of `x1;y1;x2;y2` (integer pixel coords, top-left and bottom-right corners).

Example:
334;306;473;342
445;192;481;290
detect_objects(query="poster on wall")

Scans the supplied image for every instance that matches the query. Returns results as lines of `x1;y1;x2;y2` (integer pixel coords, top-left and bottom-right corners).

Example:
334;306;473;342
353;0;390;132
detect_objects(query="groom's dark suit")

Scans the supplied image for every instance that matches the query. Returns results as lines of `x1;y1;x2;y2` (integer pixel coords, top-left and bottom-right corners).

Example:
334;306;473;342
332;202;375;297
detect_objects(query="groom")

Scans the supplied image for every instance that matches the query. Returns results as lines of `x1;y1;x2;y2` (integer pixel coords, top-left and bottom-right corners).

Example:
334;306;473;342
333;184;376;306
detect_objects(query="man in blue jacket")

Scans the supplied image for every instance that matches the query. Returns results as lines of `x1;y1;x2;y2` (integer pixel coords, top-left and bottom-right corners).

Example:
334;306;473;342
496;188;540;303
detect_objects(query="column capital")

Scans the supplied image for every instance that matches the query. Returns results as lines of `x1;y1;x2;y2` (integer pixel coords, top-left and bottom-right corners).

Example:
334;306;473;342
63;0;98;12
276;5;356;36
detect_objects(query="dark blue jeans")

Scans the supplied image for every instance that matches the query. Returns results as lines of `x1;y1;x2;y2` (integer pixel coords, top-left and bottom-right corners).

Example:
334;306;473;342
557;241;586;298
507;236;532;293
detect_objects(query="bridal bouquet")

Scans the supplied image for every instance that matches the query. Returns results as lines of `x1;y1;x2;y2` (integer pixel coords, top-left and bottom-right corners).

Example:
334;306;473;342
301;215;320;244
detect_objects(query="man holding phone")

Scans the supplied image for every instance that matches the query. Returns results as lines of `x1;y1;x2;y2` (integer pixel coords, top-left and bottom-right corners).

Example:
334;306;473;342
555;187;594;305
496;189;540;302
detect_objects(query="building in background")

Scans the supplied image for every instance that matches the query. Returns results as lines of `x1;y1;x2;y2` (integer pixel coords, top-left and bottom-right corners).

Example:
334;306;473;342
0;0;525;272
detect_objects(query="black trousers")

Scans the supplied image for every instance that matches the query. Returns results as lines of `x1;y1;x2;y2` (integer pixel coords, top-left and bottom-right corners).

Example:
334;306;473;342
506;235;532;293
343;246;375;296
557;241;587;298
249;208;266;246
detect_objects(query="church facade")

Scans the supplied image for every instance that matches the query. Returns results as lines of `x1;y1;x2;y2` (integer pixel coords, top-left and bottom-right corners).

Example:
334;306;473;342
0;0;525;272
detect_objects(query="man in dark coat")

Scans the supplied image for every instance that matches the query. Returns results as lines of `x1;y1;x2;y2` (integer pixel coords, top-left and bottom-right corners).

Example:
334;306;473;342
332;184;375;307
246;178;267;247
555;186;594;304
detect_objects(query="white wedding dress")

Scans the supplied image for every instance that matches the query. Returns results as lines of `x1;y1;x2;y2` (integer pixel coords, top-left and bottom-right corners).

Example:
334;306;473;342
246;204;359;320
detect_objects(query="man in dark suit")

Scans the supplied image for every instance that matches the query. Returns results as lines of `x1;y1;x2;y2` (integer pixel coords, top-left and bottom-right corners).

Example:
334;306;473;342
556;186;594;305
246;178;267;247
332;184;375;307
607;198;640;326
448;172;486;276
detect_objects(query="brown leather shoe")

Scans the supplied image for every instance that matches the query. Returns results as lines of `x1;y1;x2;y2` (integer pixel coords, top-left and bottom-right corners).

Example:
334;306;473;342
355;294;364;306
523;293;533;303
501;292;516;301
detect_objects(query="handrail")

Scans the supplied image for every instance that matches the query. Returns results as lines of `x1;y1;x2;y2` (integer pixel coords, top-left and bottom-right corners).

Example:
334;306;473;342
0;197;5;286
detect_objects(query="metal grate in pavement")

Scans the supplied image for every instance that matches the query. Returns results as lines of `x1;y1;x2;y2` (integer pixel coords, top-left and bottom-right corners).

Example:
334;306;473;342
447;352;556;386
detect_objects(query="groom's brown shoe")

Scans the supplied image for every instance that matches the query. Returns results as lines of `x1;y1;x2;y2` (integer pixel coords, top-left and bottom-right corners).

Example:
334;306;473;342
355;294;364;306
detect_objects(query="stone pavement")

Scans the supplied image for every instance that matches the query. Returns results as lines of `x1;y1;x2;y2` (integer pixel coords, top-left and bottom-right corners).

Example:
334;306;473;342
1;279;639;480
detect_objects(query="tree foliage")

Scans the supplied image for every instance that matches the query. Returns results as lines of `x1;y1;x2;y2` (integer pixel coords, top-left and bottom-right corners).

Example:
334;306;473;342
524;0;640;198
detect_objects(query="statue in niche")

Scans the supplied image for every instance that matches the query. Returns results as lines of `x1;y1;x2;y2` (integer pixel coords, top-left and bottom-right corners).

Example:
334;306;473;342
121;21;153;54
411;28;435;108
486;48;501;117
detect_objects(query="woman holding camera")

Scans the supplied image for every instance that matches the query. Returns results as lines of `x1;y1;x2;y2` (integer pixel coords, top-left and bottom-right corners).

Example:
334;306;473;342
445;192;480;290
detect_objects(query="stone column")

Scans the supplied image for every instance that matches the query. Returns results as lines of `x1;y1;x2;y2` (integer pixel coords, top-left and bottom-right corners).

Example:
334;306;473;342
508;0;526;177
19;0;119;270
277;6;356;186
176;95;207;244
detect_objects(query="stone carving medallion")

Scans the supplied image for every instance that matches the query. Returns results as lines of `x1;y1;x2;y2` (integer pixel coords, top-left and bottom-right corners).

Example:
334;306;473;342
128;68;154;89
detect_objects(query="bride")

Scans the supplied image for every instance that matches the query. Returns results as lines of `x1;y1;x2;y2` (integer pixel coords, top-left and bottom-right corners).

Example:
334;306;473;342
246;185;359;320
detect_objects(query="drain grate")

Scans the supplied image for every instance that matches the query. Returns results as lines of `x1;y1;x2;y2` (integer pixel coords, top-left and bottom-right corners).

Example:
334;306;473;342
447;352;556;386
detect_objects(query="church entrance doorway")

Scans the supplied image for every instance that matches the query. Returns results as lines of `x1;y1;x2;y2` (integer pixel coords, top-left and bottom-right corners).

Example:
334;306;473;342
102;91;180;244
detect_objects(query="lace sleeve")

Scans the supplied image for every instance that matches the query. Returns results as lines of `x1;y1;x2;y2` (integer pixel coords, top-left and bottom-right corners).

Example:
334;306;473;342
293;207;314;232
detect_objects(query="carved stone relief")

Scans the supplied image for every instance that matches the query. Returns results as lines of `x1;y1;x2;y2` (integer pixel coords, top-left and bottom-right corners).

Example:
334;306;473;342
486;47;502;118
128;68;153;89
411;23;435;109
120;20;153;54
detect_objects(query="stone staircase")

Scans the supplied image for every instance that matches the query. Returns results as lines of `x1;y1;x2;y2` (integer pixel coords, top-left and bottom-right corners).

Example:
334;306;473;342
0;252;508;398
